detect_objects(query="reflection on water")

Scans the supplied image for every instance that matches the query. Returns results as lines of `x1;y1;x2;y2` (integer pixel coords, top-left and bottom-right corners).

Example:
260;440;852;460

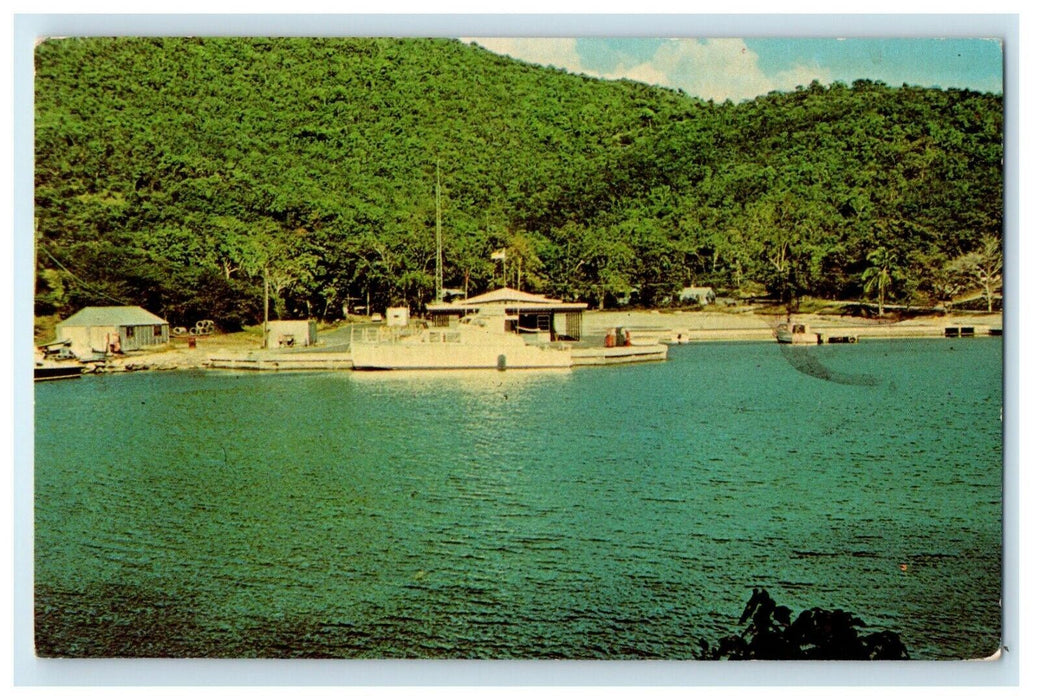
34;339;1003;659
349;367;573;394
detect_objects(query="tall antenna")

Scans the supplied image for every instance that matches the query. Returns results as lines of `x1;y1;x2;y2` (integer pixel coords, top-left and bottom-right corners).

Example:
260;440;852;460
435;160;443;303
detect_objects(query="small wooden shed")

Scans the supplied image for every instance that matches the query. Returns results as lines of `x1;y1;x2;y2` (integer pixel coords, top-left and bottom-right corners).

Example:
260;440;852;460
56;306;170;357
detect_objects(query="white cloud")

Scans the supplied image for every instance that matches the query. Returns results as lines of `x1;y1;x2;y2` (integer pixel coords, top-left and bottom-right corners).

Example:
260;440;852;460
461;38;585;74
464;37;831;102
604;39;831;102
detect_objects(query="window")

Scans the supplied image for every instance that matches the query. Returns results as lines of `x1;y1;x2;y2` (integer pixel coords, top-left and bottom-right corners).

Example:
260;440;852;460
154;325;164;337
124;326;135;339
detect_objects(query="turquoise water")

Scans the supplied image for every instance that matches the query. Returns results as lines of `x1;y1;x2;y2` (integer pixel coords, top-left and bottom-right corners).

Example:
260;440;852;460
34;338;1003;659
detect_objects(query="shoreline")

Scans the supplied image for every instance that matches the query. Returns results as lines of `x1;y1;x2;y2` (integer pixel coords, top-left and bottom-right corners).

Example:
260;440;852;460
584;309;1003;344
49;309;1002;375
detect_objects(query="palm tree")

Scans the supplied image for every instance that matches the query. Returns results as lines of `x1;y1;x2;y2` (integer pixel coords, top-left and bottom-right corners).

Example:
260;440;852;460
862;246;897;316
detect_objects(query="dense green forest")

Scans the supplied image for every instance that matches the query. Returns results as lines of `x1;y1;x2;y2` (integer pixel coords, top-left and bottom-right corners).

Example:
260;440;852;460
34;37;1004;329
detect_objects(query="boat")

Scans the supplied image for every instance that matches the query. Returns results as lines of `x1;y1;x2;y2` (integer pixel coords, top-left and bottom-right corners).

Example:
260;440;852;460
351;288;578;370
350;287;667;370
34;361;83;381
774;321;822;345
350;318;574;371
34;341;85;381
348;170;667;370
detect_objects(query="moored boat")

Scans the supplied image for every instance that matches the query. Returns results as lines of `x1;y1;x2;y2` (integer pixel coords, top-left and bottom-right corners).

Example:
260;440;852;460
34;361;84;381
774;321;822;345
350;321;574;370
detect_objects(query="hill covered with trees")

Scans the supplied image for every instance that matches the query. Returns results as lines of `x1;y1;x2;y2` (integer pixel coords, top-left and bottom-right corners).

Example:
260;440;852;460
33;37;1004;329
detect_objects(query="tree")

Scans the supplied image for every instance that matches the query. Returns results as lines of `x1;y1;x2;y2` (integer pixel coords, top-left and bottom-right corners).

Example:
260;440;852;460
33;37;1004;326
948;236;1003;312
862;246;899;315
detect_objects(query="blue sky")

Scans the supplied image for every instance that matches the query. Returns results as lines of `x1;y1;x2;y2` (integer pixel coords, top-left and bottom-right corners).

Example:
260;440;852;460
463;37;1004;101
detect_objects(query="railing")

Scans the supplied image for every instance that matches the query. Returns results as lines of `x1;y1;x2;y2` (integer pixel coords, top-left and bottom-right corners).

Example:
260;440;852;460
349;324;461;346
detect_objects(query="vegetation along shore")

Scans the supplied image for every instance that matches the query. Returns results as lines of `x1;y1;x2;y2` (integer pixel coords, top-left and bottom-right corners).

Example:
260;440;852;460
34;38;1002;344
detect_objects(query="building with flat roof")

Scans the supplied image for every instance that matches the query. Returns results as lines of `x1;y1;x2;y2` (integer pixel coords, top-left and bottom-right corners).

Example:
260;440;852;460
266;319;317;348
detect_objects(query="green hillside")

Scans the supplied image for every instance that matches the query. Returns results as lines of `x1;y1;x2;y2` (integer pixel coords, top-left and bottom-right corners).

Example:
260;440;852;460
34;37;1004;328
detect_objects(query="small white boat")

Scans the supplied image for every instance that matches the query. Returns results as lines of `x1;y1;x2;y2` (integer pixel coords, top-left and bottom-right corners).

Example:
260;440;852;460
774;322;822;345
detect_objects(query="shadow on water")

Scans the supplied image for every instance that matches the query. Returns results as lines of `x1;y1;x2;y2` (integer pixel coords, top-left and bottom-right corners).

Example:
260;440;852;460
778;346;881;386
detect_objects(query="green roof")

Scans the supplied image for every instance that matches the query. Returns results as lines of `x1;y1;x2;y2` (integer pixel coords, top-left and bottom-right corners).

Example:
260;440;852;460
57;306;167;327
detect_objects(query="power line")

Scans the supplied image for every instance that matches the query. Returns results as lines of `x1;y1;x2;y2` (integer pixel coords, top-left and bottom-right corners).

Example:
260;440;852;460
39;246;132;306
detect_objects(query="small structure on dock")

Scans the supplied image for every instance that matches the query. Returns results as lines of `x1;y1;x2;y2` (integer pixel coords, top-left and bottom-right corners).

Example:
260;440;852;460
386;307;410;327
56;305;169;357
267;319;318;348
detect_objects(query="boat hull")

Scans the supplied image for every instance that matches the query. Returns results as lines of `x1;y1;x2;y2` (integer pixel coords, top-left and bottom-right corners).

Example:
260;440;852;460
775;323;822;345
350;340;573;370
775;333;822;345
34;364;83;381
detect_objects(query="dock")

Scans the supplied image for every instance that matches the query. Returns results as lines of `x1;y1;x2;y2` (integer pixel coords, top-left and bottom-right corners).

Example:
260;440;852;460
207;352;354;371
572;343;668;366
613;322;1002;345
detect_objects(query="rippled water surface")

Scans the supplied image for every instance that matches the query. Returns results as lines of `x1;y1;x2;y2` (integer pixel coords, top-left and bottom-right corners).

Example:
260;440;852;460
34;338;1003;659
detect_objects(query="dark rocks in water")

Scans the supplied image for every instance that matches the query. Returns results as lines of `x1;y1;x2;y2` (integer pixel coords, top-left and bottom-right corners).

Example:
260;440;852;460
701;587;909;660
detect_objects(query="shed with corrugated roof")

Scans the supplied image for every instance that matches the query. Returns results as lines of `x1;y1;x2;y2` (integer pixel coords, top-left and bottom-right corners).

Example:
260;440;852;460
56;306;170;357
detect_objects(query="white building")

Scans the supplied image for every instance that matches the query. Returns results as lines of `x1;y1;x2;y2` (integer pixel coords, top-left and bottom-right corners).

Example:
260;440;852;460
267;320;317;348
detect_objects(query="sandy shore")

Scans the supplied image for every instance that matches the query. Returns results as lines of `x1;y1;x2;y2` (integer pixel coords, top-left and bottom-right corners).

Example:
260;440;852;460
81;309;1003;373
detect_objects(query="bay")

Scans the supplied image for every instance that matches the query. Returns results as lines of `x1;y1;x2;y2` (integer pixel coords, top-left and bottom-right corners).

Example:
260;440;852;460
33;338;1003;659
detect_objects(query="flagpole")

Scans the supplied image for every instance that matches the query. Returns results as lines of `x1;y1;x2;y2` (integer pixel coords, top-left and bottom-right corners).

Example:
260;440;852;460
491;249;507;289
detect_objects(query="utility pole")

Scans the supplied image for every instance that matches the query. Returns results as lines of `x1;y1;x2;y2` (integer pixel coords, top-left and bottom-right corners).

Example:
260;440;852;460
435;160;443;303
263;265;270;349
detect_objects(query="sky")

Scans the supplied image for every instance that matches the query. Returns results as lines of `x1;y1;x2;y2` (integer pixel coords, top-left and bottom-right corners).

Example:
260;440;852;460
461;37;1005;102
